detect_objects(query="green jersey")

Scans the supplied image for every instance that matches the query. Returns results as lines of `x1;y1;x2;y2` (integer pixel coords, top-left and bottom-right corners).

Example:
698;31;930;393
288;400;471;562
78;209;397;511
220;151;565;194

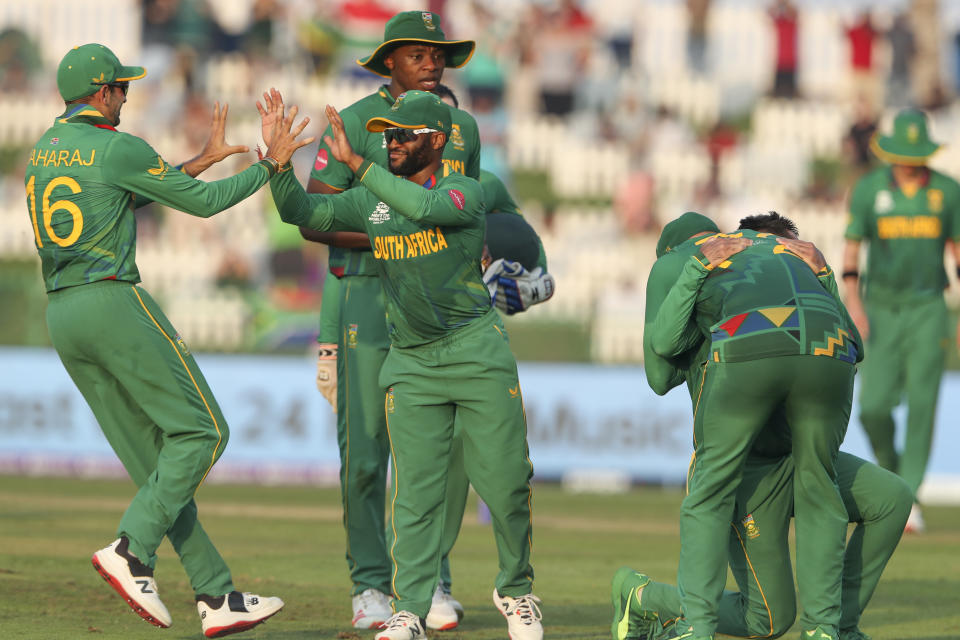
650;230;862;365
845;166;960;303
272;161;488;347
25;106;273;292
309;85;481;277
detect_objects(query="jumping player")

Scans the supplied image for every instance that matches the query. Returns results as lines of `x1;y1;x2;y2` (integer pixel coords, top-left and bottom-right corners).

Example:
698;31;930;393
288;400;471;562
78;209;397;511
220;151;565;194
612;212;910;640
843;108;960;533
264;89;543;640
25;43;312;638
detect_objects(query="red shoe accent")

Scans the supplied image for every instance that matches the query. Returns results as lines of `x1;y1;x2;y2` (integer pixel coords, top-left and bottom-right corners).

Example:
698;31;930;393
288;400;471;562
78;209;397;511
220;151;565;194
203;610;282;638
91;554;169;628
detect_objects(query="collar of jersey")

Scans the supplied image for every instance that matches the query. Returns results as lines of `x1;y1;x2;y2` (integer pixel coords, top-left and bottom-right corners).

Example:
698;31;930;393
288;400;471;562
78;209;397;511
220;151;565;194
57;105;117;130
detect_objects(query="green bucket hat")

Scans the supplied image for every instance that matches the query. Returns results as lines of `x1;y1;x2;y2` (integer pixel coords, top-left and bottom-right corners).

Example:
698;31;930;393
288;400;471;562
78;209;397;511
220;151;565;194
870;108;940;166
366;90;452;134
357;11;475;78
57;43;146;102
656;212;719;258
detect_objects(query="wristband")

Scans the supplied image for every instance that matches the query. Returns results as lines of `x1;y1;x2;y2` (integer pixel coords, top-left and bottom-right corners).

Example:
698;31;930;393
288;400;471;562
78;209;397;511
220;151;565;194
259;156;281;176
318;343;338;359
842;270;859;280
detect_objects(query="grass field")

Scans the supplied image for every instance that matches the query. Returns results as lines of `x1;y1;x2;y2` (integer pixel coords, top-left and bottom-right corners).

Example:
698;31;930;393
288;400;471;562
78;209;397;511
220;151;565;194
1;475;958;640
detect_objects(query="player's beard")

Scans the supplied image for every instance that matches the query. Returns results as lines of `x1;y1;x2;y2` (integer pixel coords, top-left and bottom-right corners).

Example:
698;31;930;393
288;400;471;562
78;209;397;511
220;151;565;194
389;137;432;176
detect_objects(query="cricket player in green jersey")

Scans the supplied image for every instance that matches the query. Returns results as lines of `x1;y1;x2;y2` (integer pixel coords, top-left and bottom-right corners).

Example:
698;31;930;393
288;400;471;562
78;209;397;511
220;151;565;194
611;212;910;640
26;43;313;638
647;222;863;640
264;89;542;640
842;108;960;534
299;12;480;629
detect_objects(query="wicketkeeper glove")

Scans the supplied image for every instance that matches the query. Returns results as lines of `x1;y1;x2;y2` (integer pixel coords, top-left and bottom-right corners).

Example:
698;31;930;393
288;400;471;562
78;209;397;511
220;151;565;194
482;258;556;315
316;343;338;412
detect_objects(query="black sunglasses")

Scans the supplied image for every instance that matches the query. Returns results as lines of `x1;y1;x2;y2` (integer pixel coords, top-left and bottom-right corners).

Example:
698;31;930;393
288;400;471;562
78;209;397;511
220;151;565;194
383;127;436;145
94;81;129;96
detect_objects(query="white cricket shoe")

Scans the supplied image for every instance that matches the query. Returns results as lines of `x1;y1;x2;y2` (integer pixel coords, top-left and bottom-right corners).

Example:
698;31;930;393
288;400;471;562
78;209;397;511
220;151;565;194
905;503;926;534
197;591;284;638
92;537;171;628
493;589;543;640
426;584;463;630
352;588;393;629
375;610;427;639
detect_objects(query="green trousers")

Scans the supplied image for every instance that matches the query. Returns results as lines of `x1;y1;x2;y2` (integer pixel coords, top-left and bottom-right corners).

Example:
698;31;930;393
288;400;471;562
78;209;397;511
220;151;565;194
335;275;470;596
678;356;854;638
631;452;910;639
381;311;535;617
859;296;948;497
46;281;233;596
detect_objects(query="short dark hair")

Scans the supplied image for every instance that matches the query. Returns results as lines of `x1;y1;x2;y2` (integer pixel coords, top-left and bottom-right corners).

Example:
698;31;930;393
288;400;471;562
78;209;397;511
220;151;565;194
433;83;459;108
738;211;798;238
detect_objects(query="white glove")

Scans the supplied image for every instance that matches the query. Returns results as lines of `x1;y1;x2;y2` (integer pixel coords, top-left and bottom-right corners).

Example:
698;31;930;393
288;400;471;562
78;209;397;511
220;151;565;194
316;343;338;412
482;258;555;315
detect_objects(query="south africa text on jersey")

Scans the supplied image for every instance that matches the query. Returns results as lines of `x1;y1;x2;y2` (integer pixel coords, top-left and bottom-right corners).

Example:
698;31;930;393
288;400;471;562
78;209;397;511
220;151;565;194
373;227;449;260
29;148;96;168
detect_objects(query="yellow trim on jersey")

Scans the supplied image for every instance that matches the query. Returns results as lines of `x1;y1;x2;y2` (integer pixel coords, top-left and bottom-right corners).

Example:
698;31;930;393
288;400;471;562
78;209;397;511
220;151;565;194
130;287;223;492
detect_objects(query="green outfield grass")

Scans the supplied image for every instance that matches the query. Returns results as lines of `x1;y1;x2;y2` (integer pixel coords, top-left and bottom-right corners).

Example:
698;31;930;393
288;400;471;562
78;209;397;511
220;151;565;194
1;475;958;639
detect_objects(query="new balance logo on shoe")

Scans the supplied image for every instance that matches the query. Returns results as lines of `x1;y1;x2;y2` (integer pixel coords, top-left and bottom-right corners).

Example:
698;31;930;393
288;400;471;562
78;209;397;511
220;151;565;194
196;591;284;638
136;579;153;594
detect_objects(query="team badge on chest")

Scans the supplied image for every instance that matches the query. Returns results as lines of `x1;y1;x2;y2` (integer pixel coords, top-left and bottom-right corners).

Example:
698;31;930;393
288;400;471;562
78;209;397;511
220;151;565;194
928;188;943;213
873;190;894;215
369;201;391;224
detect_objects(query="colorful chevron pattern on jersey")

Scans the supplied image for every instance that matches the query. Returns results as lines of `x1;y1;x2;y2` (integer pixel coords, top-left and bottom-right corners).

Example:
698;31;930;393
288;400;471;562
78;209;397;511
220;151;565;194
697;231;860;363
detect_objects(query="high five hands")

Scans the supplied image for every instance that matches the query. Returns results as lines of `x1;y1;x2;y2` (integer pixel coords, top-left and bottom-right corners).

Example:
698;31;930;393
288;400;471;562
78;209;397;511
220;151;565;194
254;88;316;167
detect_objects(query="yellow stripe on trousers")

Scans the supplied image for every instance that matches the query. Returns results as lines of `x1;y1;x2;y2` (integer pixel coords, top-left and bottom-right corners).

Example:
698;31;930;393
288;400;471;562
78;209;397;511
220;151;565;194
131;286;223;494
730;522;776;638
385;391;402;602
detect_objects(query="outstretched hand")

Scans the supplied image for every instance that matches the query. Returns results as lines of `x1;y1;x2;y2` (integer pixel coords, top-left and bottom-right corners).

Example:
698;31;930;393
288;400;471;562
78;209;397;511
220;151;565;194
180;102;249;177
256;88;284;147
323;105;363;172
262;101;315;168
200;102;249;163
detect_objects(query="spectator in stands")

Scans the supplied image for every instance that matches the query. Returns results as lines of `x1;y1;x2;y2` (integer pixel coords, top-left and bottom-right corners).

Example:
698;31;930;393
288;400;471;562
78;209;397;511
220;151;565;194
844;10;880;109
768;0;798;98
843;97;878;172
886;11;915;108
529;0;592;117
686;0;711;76
0;28;42;92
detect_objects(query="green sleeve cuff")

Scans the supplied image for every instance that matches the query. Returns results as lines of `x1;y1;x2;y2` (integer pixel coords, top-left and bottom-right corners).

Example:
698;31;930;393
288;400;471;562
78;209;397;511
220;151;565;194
355;159;375;182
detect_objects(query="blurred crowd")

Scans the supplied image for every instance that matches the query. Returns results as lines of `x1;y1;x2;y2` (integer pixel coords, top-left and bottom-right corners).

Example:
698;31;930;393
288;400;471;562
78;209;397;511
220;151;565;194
3;0;960;357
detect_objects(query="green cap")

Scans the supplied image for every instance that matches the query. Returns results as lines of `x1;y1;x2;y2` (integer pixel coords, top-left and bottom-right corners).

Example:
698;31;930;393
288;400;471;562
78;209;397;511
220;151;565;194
357;11;475;78
870;108;940;166
366;90;451;134
656;212;719;258
57;43;146;102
